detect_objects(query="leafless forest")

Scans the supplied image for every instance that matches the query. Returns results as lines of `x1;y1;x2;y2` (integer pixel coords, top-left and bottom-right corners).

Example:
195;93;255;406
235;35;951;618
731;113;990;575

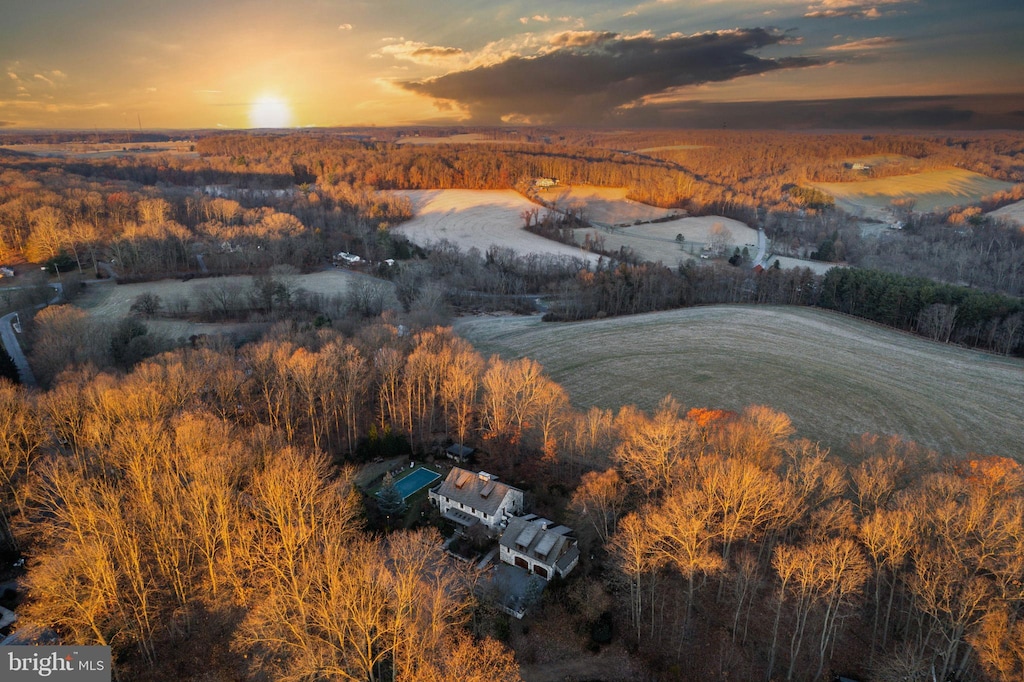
0;128;1023;680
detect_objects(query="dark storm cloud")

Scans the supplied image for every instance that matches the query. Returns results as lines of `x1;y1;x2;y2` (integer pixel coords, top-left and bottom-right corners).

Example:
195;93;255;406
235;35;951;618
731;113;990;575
399;29;820;124
626;95;1024;130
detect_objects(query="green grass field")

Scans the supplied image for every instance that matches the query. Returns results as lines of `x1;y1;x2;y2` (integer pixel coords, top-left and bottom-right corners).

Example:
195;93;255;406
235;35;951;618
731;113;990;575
454;306;1024;459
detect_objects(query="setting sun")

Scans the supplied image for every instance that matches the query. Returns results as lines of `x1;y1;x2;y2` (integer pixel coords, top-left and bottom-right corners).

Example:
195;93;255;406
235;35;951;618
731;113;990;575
249;94;291;128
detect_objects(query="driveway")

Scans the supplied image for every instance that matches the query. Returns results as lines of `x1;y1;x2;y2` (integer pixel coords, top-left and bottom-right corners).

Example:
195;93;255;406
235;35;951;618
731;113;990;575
0;283;61;387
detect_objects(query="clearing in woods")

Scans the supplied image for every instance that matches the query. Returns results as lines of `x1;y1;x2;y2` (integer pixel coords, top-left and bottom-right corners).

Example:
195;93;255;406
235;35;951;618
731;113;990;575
454;306;1024;459
988;199;1024;226
634;144;708;153
73;269;388;339
812;168;1013;219
393;133;525;145
0;141;197;159
390;190;602;265
540;185;683;226
573;215;757;264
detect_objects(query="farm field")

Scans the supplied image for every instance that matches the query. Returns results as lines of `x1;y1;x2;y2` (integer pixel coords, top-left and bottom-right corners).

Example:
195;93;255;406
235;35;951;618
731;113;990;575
845;154;913;167
390;190;601;265
635;144;707;153
393;133;524;145
454;306;1024;458
573;215;757;264
73;269;389;339
812;168;1014;219
541;185;683;226
0;140;196;159
988;199;1024;226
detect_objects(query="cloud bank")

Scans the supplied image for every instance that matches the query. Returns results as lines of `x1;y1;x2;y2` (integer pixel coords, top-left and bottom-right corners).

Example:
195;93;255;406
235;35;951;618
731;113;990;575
399;29;820;124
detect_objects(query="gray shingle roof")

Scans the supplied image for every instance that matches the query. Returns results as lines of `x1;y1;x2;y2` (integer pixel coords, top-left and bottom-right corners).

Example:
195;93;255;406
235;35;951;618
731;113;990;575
433;467;521;517
500;516;577;568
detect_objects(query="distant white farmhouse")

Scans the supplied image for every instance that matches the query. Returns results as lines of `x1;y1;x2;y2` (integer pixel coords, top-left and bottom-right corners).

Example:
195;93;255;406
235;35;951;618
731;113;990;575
429;467;524;532
499;515;579;581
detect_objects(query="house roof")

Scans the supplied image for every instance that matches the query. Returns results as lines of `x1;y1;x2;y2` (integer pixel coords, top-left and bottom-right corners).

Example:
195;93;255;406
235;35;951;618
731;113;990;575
433;467;522;517
500;516;577;567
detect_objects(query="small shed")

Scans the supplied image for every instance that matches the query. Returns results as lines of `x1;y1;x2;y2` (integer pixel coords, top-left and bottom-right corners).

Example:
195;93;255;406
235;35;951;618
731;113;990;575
445;444;475;463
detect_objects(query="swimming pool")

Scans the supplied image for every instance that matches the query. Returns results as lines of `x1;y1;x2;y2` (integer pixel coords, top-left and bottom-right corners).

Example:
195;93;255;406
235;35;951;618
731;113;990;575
390;467;441;500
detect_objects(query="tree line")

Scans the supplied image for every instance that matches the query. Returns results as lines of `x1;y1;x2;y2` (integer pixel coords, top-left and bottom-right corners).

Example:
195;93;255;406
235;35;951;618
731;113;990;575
536;254;1023;355
818;267;1024;353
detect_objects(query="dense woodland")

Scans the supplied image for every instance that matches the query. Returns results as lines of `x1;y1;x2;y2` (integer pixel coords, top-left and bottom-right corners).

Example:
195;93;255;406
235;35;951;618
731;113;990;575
1;128;1023;679
1;320;1023;680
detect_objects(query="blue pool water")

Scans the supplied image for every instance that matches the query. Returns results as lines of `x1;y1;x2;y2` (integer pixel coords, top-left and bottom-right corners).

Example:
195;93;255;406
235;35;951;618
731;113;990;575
390;467;441;500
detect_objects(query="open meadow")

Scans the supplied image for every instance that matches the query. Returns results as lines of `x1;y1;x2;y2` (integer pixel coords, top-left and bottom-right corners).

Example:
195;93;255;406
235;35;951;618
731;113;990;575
845;154;914;168
73;269;389;339
454;306;1024;458
634;144;707;153
541;185;683;226
812;168;1014;219
390;189;601;265
573;215;757;264
0;140;197;159
393;133;524;145
988;199;1024;226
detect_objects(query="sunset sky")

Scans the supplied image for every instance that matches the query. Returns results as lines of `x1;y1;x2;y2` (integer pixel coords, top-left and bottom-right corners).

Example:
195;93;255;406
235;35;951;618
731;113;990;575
2;0;1022;129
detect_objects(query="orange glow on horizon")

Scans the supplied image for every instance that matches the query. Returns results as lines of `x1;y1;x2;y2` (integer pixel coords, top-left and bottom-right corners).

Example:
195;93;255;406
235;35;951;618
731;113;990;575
248;94;292;129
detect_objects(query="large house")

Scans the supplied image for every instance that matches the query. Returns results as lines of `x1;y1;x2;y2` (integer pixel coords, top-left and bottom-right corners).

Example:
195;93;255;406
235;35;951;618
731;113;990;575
429;467;524;532
499;514;579;581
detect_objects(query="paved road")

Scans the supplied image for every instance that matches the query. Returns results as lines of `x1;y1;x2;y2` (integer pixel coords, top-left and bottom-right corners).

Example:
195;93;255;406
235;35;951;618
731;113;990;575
0;283;61;387
0;310;35;385
752;228;768;267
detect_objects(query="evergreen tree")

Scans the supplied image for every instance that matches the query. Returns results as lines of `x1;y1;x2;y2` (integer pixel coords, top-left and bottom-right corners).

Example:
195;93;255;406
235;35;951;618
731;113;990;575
377;472;407;518
0;346;20;384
